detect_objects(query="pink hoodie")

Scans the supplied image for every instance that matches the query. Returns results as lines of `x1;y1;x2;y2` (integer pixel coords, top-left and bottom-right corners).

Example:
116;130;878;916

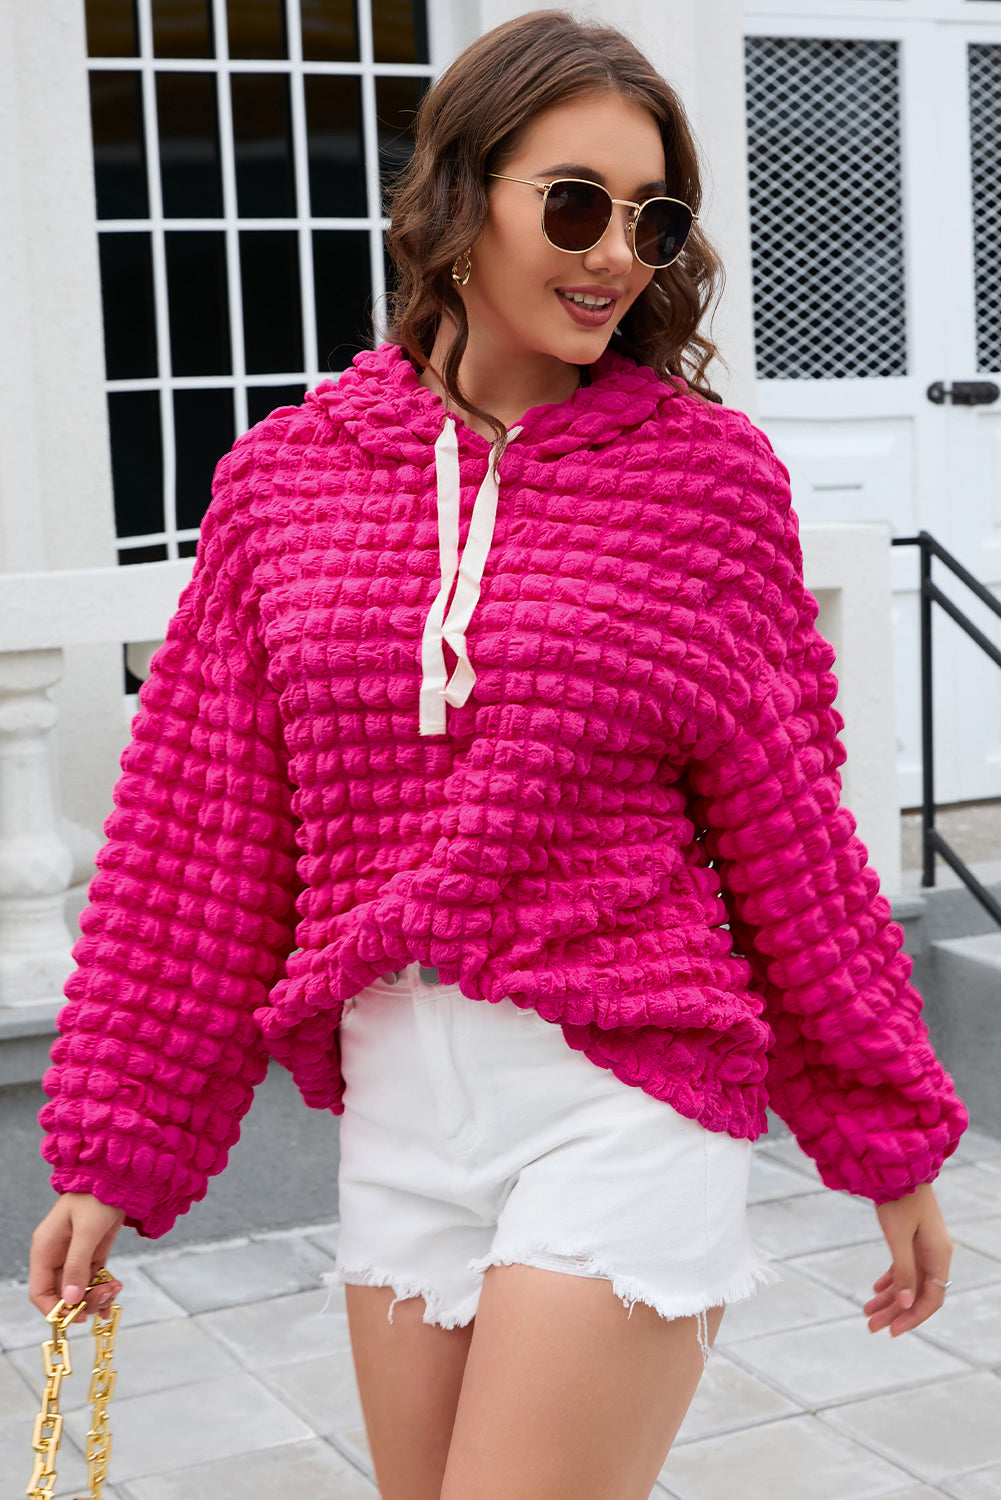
39;343;966;1236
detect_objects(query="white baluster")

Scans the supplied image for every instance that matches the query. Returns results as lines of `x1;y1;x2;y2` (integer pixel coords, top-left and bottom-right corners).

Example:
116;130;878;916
0;649;75;1005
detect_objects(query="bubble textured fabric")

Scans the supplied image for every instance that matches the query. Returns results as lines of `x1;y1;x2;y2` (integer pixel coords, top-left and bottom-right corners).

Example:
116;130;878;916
40;343;967;1238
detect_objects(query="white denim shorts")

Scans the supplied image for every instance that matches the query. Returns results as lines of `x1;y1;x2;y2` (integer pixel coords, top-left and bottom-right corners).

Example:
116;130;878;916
330;964;776;1349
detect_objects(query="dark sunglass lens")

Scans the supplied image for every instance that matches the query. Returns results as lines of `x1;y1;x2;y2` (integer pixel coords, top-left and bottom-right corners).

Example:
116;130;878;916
544;179;611;253
635;200;693;266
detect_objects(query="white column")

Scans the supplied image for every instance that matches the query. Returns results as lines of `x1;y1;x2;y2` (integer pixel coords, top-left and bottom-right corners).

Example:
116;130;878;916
0;1;117;574
0;1;129;840
0;651;75;1005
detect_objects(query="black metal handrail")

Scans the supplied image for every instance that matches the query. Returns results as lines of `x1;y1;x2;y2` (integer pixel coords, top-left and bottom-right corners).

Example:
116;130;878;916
892;531;1001;926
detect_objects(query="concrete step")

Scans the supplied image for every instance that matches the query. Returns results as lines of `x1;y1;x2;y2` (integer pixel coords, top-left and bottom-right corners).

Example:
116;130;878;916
928;931;1001;1136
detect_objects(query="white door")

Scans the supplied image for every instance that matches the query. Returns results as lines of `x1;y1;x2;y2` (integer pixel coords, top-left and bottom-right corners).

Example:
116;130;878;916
743;0;1001;807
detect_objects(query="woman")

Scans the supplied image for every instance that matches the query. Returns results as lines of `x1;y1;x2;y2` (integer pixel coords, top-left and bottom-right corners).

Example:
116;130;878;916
30;12;964;1500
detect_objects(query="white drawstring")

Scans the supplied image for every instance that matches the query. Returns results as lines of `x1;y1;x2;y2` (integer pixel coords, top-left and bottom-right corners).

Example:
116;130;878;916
418;417;522;735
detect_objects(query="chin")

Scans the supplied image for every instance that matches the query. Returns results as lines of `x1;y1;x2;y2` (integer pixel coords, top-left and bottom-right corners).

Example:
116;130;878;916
546;327;614;363
563;334;616;364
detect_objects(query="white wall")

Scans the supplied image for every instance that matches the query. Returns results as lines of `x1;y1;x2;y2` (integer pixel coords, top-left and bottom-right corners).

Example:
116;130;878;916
453;0;757;414
802;525;903;895
0;1;126;838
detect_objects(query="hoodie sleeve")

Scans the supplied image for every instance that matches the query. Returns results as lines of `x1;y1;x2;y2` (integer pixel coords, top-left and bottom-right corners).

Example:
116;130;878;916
38;424;302;1238
687;414;967;1204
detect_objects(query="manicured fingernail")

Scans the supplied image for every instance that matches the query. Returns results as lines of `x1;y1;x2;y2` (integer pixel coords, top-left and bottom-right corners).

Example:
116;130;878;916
63;1286;82;1303
900;1289;915;1309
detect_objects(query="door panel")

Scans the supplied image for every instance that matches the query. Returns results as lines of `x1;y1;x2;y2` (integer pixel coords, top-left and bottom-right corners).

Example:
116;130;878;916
745;5;1001;807
771;421;915;532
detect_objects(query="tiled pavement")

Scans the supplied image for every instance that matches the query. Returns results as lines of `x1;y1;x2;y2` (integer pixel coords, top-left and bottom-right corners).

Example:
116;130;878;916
5;1130;1001;1500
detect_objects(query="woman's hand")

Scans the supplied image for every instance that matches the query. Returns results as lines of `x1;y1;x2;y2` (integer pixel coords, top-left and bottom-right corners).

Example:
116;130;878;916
29;1193;126;1324
866;1182;953;1336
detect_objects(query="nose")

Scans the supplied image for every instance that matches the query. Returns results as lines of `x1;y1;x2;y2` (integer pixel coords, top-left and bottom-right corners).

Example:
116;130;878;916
581;204;635;276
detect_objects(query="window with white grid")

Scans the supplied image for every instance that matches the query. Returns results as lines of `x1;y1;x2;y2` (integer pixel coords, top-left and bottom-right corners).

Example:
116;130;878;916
85;0;432;564
969;43;1001;374
744;36;907;380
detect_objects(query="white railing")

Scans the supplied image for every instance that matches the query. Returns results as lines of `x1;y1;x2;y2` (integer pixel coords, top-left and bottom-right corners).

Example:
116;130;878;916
0;526;901;1008
0;561;192;1006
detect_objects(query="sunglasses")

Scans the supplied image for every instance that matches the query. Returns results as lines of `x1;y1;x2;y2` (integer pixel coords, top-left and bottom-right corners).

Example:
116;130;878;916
488;174;696;268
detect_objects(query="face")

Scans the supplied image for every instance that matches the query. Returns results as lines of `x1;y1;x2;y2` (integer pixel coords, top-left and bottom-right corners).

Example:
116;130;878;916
463;93;667;368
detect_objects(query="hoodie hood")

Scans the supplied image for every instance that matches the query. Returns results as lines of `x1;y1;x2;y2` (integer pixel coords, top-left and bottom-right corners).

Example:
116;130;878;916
304;343;683;734
305;340;680;464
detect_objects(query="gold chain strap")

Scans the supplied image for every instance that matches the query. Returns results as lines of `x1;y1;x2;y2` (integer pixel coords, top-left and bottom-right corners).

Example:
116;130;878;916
26;1268;120;1500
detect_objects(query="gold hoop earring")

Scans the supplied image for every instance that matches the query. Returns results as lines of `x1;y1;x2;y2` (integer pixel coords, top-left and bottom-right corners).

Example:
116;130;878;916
451;250;472;286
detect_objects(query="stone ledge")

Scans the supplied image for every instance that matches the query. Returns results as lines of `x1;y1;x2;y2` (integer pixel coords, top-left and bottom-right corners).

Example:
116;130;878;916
933;930;1001;969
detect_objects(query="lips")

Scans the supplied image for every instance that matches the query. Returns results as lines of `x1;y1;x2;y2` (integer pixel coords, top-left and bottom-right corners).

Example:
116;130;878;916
556;285;622;327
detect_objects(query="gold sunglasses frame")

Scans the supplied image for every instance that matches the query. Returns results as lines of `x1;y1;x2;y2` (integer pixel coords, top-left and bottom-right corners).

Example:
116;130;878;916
487;174;696;269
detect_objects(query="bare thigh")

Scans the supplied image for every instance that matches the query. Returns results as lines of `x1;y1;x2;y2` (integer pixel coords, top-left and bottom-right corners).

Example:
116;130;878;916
346;1270;723;1500
345;1283;475;1500
442;1264;724;1500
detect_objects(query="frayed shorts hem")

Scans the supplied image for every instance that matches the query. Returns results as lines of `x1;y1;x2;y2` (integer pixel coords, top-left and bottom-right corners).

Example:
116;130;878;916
324;1245;781;1348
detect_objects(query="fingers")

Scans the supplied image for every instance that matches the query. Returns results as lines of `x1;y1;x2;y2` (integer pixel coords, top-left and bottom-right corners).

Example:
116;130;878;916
67;1272;124;1324
867;1276;946;1335
872;1192;921;1335
29;1200;73;1319
85;1277;124;1321
865;1261;952;1333
62;1250;99;1314
29;1194;126;1322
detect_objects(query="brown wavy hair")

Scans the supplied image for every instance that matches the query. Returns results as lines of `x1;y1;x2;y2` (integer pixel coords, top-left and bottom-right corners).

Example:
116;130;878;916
383;9;725;445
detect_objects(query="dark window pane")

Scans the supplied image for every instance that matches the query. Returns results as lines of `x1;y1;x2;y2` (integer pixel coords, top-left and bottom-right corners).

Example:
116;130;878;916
90;73;148;219
174;389;235;530
376;75;426;200
166;231;231;374
232;75;296;217
372;0;427;65
305;75;365;216
99;233;157;379
970;45;1001;372
178;538;200;557
228;0;287;60
313;229;371;369
247;384;306;427
301;0;357;62
108;391;164;537
745;37;905;379
120;543;169;564
152;0;214;58
86;0;138;57
240;231;303;373
157;74;223;218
